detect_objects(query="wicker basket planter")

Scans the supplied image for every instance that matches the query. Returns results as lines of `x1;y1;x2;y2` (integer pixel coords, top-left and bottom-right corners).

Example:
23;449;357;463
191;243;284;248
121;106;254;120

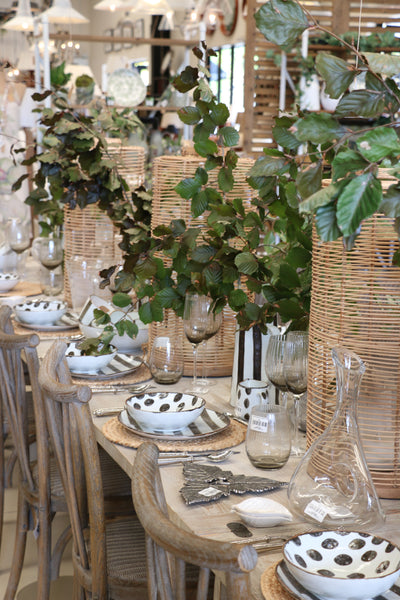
150;154;255;377
307;214;400;498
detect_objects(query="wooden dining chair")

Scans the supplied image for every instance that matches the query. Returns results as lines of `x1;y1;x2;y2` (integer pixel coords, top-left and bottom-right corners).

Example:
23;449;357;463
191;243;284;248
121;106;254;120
38;339;148;600
132;441;258;600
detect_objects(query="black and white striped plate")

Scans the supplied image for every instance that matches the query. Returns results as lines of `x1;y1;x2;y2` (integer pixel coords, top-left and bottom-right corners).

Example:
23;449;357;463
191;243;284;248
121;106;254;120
118;407;230;440
275;560;400;600
15;312;78;331
70;354;142;380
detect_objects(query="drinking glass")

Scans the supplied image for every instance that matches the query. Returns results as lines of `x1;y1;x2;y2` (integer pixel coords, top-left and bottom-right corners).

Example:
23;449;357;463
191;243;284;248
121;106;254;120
265;334;289;405
284;331;309;456
245;404;291;469
199;299;223;389
38;237;64;296
8;218;30;276
149;335;184;384
183;293;209;393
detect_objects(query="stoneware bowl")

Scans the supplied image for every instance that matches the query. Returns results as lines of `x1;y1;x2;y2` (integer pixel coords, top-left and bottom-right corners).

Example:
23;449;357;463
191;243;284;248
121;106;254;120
125;392;205;432
79;318;148;353
283;530;400;600
14;299;67;326
65;341;117;373
0;272;19;292
232;498;292;528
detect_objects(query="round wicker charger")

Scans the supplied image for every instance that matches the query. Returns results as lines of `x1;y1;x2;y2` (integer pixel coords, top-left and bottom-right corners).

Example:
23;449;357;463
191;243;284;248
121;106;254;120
102;417;246;452
261;563;294;600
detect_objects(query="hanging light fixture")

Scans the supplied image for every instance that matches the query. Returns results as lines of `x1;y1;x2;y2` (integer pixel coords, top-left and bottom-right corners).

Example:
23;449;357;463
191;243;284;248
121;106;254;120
94;0;136;11
129;0;173;16
40;0;89;24
1;0;35;32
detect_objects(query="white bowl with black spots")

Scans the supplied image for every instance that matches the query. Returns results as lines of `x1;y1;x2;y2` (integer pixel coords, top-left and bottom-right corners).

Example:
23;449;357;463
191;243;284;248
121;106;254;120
283;530;400;600
14;299;67;326
125;392;206;432
0;272;19;292
65;341;117;373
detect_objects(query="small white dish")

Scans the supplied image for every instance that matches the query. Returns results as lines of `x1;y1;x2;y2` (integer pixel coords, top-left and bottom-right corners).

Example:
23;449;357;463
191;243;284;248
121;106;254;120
0;272;19;293
65;341;117;373
232;498;292;528
14;299;67;326
283;530;400;600
125;392;206;432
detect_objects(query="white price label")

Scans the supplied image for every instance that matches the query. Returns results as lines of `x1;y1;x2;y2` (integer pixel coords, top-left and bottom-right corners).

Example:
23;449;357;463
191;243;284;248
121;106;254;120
304;500;329;523
198;487;221;498
250;414;269;433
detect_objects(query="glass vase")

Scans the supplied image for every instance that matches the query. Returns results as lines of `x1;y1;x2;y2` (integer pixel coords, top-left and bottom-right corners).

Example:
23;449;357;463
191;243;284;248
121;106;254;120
287;346;385;528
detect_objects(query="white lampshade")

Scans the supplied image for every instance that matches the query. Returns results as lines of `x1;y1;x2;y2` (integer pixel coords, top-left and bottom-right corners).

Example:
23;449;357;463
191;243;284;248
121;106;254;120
94;0;135;11
129;0;173;16
2;0;34;31
41;0;88;24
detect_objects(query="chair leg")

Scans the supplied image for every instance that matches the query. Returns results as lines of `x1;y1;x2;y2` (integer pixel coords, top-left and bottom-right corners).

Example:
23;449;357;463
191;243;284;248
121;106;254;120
0;431;4;549
50;524;73;580
5;490;29;600
5;449;18;488
36;507;52;600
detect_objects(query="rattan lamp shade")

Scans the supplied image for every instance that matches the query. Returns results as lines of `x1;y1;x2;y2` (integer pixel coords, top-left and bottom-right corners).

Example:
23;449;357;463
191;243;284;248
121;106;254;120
150;155;255;377
308;214;400;498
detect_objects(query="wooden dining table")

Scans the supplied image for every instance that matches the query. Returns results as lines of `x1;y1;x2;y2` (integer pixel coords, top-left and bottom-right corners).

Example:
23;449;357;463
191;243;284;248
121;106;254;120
15;276;400;600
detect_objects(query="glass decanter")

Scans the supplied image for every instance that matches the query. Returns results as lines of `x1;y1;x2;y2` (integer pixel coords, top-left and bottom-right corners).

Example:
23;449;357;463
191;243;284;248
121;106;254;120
287;346;385;528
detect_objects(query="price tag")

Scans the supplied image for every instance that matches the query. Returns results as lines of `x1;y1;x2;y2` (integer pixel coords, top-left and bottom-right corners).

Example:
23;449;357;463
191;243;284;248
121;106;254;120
304;500;329;523
249;414;269;433
198;487;220;498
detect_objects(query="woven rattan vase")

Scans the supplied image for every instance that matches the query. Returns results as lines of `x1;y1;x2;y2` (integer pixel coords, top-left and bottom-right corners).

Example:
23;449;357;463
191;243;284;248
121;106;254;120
308;214;400;498
150;154;255;377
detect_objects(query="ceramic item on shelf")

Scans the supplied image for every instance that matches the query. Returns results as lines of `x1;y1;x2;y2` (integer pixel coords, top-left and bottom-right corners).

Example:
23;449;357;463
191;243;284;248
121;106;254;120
15;312;78;331
125;392;205;432
232;497;292;527
0;272;19;292
283;530;400;600
107;68;146;107
14;299;67;326
65;341;117;373
118;407;230;441
288;346;385;528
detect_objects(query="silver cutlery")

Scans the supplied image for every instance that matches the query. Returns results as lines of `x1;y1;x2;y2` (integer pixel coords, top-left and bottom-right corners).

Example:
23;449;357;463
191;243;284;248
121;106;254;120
158;449;238;464
90;383;154;400
222;412;248;426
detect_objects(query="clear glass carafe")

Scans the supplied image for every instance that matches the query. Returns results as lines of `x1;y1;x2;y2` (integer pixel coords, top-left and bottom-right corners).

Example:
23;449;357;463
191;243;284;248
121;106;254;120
287;346;385;528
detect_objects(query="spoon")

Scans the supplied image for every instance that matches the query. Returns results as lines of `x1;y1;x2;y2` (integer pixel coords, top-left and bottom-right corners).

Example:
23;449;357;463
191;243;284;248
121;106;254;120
91;383;154;401
158;449;238;464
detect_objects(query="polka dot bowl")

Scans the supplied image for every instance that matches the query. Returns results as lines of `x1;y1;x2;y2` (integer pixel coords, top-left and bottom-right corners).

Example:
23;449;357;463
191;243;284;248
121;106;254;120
0;272;19;292
283;530;400;600
125;392;206;432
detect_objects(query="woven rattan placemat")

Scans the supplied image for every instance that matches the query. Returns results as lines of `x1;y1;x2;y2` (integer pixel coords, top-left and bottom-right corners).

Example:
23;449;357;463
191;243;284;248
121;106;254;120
12;319;79;338
73;363;152;385
261;563;294;600
102;416;246;452
0;281;42;298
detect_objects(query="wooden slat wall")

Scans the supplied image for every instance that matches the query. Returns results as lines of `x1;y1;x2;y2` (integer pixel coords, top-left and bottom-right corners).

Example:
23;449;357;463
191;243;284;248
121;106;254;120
243;0;400;157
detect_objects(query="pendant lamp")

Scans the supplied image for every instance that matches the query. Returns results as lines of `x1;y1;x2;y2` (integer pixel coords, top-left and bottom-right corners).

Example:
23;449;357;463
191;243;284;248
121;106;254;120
2;0;34;31
129;0;173;16
41;0;88;24
94;0;136;11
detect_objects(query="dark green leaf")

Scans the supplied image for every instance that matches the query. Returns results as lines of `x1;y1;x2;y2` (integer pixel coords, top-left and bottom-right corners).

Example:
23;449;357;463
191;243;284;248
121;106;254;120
295;112;344;144
286;246;311;269
248;154;286;177
316;53;358;98
228;289;249;309
300;182;340;214
191;190;209;217
272;122;301;151
255;0;309;51
336;173;382;236
217;167;234;192
332;150;369;180
235;252;258;275
296;164;322;199
335;90;386;119
173;66;198;93
356;128;400;162
139;300;163;324
156;287;180;308
219;126;240;147
191;245;216;263
178;106;201;125
363;52;400;77
210;103;230;126
111;292;132;308
194;138;219;157
279;263;300;288
195;167;208;185
175;178;201;199
380;184;400;217
315;203;342;241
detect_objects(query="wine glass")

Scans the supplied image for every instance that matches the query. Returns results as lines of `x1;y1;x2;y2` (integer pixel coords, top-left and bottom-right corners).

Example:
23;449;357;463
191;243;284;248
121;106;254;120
38;237;64;296
283;331;309;456
265;334;289;406
183;293;210;393
8;218;30;276
199;299;223;389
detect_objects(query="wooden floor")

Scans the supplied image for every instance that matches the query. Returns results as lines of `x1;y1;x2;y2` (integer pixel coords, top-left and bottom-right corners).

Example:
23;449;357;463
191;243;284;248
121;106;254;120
0;482;74;599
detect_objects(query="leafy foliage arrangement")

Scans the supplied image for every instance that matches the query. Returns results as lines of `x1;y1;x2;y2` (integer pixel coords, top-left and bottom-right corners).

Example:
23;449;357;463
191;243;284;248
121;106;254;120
99;43;312;332
14;91;144;236
255;0;400;251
